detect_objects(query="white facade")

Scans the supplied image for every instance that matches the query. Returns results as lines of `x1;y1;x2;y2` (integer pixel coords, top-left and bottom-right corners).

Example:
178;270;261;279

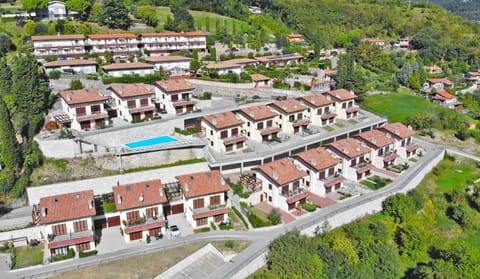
33;36;85;58
183;193;228;229
147;59;191;75
44;64;96;74
141;32;207;54
294;160;344;196
118;205;166;243
45;217;95;256
300;98;337;127
202;119;246;153
60;98;109;131
255;172;308;212
271;108;310;135
47;1;67;20
238;114;280;143
87;36;139;57
154;87;196;115
103;67;154;77
111;94;155;122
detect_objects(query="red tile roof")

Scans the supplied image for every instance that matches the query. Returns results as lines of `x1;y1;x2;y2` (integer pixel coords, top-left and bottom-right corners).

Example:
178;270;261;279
300;94;334;107
142;31;206;37
203;111;244;129
102;62;154;71
428;78;454;86
89;33;137;39
327;138;371;159
192;207;229;220
356;130;395;149
59;88;108;105
113;179;167;211
32;34;84;41
40;190;96;224
206;61;242;69
108;83;154;98
325;89;357;101
293;147;341;171
43;59;97;68
255;54;303;63
380;122;415;139
250;73;271;81
436;90;455;100
240;105;278;121
145;55;192;63
154;79;195;93
271;99;307;114
176;170;229;199
253;158;307;186
226;58;258;65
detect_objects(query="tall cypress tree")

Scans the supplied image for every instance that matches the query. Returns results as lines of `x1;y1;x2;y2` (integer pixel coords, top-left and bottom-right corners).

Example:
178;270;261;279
0;96;22;175
0;59;12;94
11;54;45;115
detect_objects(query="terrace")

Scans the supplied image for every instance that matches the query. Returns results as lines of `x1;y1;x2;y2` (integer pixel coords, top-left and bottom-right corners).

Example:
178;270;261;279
123;216;166;234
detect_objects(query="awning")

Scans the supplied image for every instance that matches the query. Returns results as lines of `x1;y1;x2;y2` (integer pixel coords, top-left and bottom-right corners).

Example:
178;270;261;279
223;136;247;146
124;220;166;234
192;207;228;220
48;235;94;249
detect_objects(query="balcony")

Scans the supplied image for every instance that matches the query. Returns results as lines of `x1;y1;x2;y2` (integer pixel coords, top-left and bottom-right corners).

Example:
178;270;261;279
47;230;94;249
192;204;228;220
260;126;282;136
281;187;309;204
291;118;311;127
381;150;399;162
354;161;374;174
322;173;346;188
123;216;166;234
222;134;247;146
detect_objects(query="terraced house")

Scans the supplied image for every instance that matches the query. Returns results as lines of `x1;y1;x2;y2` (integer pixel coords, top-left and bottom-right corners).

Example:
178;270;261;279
327;138;373;181
176;171;229;229
58;88;109;130
270;99;311;135
299;93;336;127
113;180;168;242
325;89;359;120
108;83;156;122
202;111;247;153
40;190;96;256
355;130;398;169
379;122;420;159
86;33;139;58
154;79;197;114
32;34;85;58
237;104;280;143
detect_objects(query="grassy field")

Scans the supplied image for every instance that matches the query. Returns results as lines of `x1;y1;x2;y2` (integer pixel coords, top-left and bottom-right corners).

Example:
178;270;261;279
361;92;443;123
13;244;44;269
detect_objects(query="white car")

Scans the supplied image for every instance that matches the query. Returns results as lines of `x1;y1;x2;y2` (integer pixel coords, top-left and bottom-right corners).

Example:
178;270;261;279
169;225;181;238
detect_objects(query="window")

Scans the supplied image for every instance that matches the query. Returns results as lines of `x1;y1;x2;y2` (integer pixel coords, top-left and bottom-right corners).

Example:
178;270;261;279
210;130;213;136
328;167;335;176
140;98;149;106
210;195;221;206
196;218;208;226
350;159;357;167
289;115;295;122
266;120;273;127
193;198;204;209
76;242;90;252
149;227;161;236
73;220;88;232
257;122;264;130
378;149;383;156
247;122;250;127
52;224;67;236
127;100;136;108
146;207;159;218
268;196;272;202
220;130;228;139
214;214;224;223
317;108;322;115
129;231;142;241
231;128;238;136
342;103;347;109
126;210;140;222
236;142;244;149
297;113;302;119
226;144;233;152
325;107;329;113
171;94;178;101
76;107;86;116
268;184;272;190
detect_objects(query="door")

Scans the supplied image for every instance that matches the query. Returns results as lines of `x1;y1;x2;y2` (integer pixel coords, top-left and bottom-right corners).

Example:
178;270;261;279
129;231;142;241
107;216;120;227
171;204;184;214
80;121;91;130
260;193;264;202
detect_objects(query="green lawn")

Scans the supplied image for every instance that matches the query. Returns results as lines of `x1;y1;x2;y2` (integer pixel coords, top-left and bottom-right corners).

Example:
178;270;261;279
14;244;44;269
361;92;442;123
434;160;480;192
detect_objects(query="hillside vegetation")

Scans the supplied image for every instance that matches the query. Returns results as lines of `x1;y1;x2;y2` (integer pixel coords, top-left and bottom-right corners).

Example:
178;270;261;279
253;155;480;278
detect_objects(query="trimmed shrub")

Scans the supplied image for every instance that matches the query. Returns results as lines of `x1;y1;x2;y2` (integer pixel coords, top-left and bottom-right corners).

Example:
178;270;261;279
232;206;248;229
50;248;75;262
210;221;217;230
301;203;317;212
48;70;61;79
267;208;282;225
248;211;265;228
79;250;98;258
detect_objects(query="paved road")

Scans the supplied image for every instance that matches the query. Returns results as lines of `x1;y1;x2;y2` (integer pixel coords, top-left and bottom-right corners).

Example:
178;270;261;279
4;142;445;279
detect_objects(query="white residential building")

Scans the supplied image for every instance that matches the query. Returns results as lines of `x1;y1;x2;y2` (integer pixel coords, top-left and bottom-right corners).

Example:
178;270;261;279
145;55;191;75
379;122;420;159
293;148;345;196
108;83;156;122
141;32;207;55
43;59;97;74
252;158;308;211
206;61;244;75
355;130;398;169
154;79;197;114
176;171;229;229
58;88;109;130
32;34;85;58
87;34;139;58
237;104;280;143
102;62;155;77
327;138;373;181
113;180;168;242
39;190;96;256
299;94;336;127
202;111;247;153
325;89;359;120
270;99;310;135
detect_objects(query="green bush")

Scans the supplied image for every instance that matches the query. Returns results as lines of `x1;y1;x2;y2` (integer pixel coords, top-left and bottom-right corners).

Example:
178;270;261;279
225;240;236;249
232;206;248;229
301;203;317;212
50;248;75;262
210;221;217;230
103;201;116;213
102;73;168;84
240;192;250;199
196;92;212;100
267;208;282;225
194;227;211;233
239;201;248;208
146;235;151;244
48;70;61;80
79;250;98;258
229;181;244;196
248;211;265;228
219;223;233;230
174;127;200;135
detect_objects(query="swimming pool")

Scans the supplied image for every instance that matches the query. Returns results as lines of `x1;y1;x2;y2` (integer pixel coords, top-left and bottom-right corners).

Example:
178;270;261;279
124;135;177;149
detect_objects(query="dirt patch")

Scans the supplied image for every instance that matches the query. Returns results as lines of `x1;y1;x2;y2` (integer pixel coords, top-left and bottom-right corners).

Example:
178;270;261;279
49;242;207;279
417;130;480;156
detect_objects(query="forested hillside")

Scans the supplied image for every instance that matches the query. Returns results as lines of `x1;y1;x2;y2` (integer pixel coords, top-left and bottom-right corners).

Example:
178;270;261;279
415;0;480;21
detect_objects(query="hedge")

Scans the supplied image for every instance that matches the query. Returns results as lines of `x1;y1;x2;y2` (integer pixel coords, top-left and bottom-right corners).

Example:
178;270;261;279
50;248;75;262
79;250;98;258
232;206;249;229
301;203;317;212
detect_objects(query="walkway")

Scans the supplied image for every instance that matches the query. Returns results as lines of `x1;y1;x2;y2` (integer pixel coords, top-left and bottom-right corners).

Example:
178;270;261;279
254;202;295;224
308;193;336;208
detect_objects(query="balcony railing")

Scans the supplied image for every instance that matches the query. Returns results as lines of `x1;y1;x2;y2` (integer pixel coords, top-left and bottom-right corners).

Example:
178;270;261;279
47;230;93;244
123;215;165;228
280;186;307;198
191;204;228;219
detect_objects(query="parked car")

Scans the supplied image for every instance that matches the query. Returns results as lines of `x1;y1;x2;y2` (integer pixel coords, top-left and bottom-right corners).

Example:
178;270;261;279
169;225;181;238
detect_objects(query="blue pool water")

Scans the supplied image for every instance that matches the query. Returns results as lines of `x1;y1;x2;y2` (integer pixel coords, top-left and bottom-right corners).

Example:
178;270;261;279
125;136;177;149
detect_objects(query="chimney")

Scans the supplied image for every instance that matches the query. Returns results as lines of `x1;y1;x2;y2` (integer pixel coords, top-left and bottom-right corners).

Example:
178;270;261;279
89;200;93;209
221;178;226;185
272;172;279;180
185;183;189;192
118;195;122;204
160;188;164;197
42;207;47;217
139;192;144;202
